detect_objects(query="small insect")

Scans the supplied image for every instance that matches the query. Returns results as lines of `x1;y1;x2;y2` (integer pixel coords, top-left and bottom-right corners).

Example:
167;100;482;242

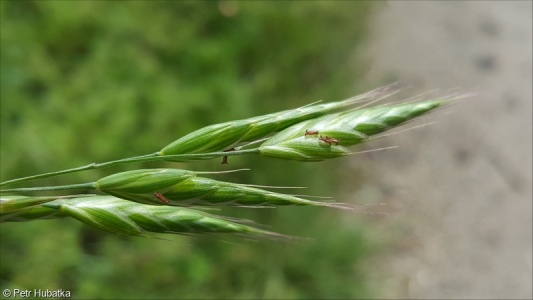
221;148;236;164
305;129;319;136
319;135;340;145
154;192;170;204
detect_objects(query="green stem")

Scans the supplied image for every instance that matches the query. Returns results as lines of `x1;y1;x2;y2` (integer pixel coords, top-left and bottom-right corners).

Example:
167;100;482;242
0;149;261;187
0;183;96;193
0;153;159;187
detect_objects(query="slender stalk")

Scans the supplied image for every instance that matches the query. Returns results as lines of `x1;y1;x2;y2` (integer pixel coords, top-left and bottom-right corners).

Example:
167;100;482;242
0;149;261;187
0;153;157;187
1;183;95;193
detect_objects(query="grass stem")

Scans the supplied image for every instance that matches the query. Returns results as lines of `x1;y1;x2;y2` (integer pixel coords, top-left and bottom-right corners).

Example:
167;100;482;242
0;149;261;187
1;183;96;193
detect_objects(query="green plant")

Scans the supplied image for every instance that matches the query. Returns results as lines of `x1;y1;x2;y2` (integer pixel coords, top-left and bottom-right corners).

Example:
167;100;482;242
0;2;385;297
1;84;449;239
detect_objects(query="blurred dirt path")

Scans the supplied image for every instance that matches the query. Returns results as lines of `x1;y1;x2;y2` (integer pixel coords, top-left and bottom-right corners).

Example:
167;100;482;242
353;2;532;298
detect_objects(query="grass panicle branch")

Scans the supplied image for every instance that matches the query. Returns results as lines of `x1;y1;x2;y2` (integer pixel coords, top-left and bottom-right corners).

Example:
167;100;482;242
0;150;261;187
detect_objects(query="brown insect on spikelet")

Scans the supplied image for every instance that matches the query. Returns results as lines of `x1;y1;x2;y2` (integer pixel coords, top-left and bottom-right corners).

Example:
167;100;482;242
305;129;319;136
154;193;170;204
319;135;340;145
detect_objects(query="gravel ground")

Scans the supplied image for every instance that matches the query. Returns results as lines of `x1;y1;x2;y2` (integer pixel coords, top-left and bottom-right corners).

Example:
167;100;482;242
348;2;532;299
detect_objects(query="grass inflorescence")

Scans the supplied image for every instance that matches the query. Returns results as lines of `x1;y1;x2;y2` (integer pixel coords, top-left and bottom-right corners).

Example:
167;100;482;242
0;84;451;238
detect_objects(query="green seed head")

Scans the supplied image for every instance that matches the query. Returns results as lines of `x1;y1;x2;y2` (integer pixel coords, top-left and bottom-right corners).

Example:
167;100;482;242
93;168;349;209
43;196;288;238
159;84;400;159
259;99;446;161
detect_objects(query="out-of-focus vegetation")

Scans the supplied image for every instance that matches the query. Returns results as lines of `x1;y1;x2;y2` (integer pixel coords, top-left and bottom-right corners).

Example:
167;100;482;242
0;1;383;298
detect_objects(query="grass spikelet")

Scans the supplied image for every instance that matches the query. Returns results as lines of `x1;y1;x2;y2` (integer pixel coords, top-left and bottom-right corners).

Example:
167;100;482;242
259;99;445;161
98;169;357;209
2;169;355;210
42;196;291;239
159;83;400;159
97;169;356;209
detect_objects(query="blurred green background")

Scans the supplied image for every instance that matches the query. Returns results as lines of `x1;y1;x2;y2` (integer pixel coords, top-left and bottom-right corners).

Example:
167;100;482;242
0;1;385;299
